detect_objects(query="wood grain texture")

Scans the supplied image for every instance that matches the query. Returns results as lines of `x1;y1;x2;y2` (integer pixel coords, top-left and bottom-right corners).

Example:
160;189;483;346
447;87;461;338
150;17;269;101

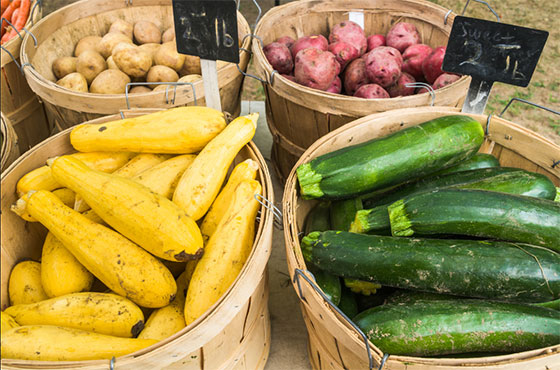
1;110;273;369
282;106;560;370
1;113;20;172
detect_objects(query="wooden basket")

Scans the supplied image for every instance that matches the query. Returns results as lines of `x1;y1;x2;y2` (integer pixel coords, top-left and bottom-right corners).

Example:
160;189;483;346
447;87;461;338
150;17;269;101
282;106;560;370
1;0;53;153
1;110;274;370
1;112;20;172
20;0;251;130
252;0;472;182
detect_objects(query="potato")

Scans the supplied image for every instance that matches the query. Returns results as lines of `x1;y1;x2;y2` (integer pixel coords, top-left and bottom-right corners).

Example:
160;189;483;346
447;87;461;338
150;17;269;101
179;55;201;76
107;56;119;70
162;27;175;43
178;74;201;83
138;43;160;64
90;69;131;94
129;86;153;94
152;84;174;92
154;42;185;72
113;48;153;78
76;50;107;84
56;72;88;92
134;21;161;44
74;36;102;57
111;42;137;57
52;56;77;79
97;33;133;58
108;19;133;40
146;65;179;88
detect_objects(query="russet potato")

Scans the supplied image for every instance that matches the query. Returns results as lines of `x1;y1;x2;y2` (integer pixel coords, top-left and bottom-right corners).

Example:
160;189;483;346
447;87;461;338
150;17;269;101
52;56;77;79
90;69;131;94
56;72;88;93
76;50;107;84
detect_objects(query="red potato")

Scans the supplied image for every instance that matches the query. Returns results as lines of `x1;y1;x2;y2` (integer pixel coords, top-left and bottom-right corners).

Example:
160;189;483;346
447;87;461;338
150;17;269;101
387;72;416;97
294;48;338;91
343;58;369;96
367;34;386;52
326;76;342;94
263;42;294;74
353;83;390;99
402;44;433;81
329;21;367;55
386;22;420;53
363;46;403;88
276;36;295;50
432;73;460;90
328;41;360;70
422;46;446;84
281;74;296;82
291;35;328;59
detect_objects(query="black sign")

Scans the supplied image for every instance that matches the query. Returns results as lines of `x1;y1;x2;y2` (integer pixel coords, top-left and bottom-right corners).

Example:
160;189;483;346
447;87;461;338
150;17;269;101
442;16;548;87
172;0;239;63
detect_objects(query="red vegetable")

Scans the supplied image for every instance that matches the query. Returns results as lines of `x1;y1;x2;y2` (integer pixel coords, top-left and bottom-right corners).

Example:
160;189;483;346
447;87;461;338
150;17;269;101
387;72;416;97
363;46;403;88
386;22;420;53
329;21;367;56
326;76;342;94
422;46;446;84
432;73;460;90
276;36;295;50
353;83;390;99
291;35;328;59
328;41;360;71
1;0;21;39
366;34;386;52
343;58;369;96
294;48;338;91
2;0;29;45
263;42;294;74
402;44;433;81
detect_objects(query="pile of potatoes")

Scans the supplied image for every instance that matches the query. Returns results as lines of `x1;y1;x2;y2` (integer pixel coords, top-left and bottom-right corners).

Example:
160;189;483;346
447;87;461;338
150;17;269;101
52;19;225;94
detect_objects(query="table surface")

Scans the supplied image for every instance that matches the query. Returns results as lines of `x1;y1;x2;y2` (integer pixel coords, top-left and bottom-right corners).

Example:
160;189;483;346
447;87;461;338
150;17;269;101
241;101;313;370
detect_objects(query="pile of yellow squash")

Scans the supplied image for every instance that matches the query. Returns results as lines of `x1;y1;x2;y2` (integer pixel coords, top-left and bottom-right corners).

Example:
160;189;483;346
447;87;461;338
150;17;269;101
1;107;263;361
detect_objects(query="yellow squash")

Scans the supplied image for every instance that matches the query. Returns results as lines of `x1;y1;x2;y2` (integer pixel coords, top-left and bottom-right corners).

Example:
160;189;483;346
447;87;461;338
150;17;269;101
70;106;226;153
185;180;261;324
73;153;171;212
11;190;177;308
16;151;135;197
173;113;258;220
1;325;157;361
8;261;49;306
200;159;259;240
1;312;20;333
5;292;144;338
132;154;196;199
137;271;188;340
50;156;203;261
41;232;94;298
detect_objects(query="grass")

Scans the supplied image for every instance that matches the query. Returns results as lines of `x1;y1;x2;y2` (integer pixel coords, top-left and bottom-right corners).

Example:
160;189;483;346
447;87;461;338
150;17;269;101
240;0;559;143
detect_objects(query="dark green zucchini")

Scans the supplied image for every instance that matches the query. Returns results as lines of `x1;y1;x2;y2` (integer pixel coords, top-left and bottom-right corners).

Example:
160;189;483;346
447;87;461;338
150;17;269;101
362;167;555;209
353;299;560;356
330;198;363;231
337;284;359;318
310;268;341;305
389;189;560;251
297;115;484;200
432;153;500;176
301;231;560;302
304;202;331;234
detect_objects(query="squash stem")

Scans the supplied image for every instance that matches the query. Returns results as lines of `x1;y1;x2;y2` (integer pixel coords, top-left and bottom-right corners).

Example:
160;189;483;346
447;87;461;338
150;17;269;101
388;199;414;236
297;163;324;199
301;231;321;262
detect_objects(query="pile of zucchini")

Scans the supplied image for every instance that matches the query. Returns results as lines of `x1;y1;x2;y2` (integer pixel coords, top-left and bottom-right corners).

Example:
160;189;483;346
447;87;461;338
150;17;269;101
297;115;560;357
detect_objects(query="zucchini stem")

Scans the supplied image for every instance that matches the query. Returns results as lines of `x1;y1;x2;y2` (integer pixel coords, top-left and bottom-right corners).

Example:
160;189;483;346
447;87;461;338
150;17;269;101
301;231;321;262
297;163;324;199
388;199;414;236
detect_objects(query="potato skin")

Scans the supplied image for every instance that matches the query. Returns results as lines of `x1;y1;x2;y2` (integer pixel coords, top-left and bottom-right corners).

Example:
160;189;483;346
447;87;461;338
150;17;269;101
114;48;153;78
134;21;162;45
179;55;201;76
74;36;102;57
147;65;179;89
90;69;131;94
154;42;185;72
98;33;133;59
129;86;153;94
56;72;89;93
138;43;161;64
52;56;78;79
76;50;107;84
162;27;175;43
109;19;134;40
107;56;119;70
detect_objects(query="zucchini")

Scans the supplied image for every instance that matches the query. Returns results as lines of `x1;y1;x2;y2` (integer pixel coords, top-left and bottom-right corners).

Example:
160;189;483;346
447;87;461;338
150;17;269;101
362;167;555;209
311;268;341;305
297;115;484;199
337;285;358;319
349;205;390;234
301;231;560;303
353;299;560;356
304;202;331;234
330;198;363;231
389;189;560;251
534;299;560;311
556;187;560;202
432;153;500;176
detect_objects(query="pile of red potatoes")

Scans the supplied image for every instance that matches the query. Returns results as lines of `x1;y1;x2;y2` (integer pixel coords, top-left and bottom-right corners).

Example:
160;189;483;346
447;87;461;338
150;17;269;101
263;20;460;98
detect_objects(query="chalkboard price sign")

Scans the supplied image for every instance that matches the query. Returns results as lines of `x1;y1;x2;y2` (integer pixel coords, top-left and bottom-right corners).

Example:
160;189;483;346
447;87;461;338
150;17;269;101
172;0;239;64
443;16;548;87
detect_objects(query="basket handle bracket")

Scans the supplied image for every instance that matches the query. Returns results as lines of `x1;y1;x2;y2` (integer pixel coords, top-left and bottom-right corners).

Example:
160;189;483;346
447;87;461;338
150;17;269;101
405;83;435;106
254;194;282;229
